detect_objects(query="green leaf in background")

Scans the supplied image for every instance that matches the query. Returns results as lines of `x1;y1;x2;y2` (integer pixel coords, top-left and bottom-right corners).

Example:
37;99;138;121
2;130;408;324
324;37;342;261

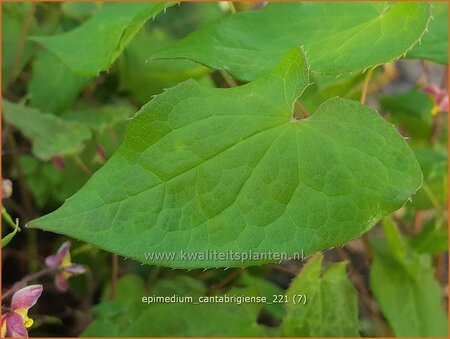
61;2;100;21
151;2;430;81
281;254;359;337
412;148;447;210
129;290;266;337
2;2;38;88
370;217;448;337
410;218;448;254
238;272;286;320
81;274;148;337
28;51;91;115
19;153;96;208
406;2;449;65
82;275;267;337
154;1;224;39
61;102;135;132
300;72;366;113
13;101;135;208
31;2;173;76
117;2;225;104
18;155;62;207
380;87;433;140
2;100;91;160
118;27;212;105
29;47;422;268
1;207;21;248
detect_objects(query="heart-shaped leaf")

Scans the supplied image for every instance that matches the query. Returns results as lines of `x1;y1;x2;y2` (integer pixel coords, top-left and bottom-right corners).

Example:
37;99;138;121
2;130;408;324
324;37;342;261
282;254;359;337
370;217;448;337
28;47;422;268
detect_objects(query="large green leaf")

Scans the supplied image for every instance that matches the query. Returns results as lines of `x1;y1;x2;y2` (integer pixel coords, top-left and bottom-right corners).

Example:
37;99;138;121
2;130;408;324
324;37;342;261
370;217;448;337
2;101;91;161
281;254;359;337
406;2;448;65
31;2;173;76
29;47;422;268
150;2;430;81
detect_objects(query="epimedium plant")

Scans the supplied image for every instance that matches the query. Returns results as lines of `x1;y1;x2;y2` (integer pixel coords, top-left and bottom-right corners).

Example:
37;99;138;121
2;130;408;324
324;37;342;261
28;47;423;268
1;1;448;338
24;1;430;268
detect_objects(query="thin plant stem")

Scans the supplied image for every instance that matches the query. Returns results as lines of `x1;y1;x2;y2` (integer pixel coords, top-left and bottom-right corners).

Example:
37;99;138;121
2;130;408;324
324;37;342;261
227;1;237;14
206;268;242;295
295;101;310;118
418;60;430;84
28;229;39;272
74;156;93;177
7;2;36;87
422;182;443;211
2;267;56;301
361;233;372;261
269;264;297;277
430;111;443;145
360;68;374;104
2;199;27;221
1;208;18;230
6;131;38;270
219;69;238;87
6;132;34;217
413;211;423;235
109;254;118;300
146;266;161;288
108;126;118;149
434;252;444;282
440;66;448;89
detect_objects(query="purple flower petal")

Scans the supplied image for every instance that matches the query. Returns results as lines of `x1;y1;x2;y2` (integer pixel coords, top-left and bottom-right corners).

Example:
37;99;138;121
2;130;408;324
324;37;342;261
45;241;71;268
1;314;9;338
421;84;449;114
55;273;69;292
62;264;86;275
51;156;65;171
6;312;28;338
421;84;440;97
11;285;43;311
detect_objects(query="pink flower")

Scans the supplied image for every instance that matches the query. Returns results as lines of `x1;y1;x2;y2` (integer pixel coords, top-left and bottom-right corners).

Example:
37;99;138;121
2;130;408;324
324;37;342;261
96;144;106;163
1;179;12;199
1;285;43;338
45;241;86;292
51;156;65;171
421;84;449;115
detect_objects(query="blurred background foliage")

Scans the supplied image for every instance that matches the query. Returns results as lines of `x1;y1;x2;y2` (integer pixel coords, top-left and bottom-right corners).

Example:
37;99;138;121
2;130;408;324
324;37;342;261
1;1;448;337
